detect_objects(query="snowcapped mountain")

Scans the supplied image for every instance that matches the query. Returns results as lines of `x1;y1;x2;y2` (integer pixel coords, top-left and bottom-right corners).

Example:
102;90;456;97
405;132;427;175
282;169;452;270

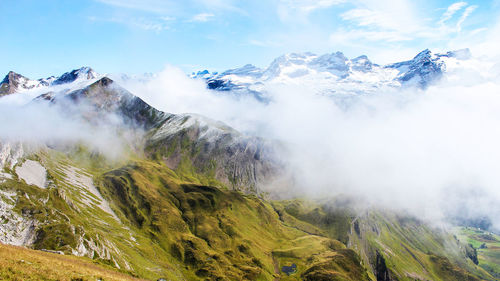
51;66;98;85
386;48;472;87
192;48;473;100
0;67;100;97
0;72;40;96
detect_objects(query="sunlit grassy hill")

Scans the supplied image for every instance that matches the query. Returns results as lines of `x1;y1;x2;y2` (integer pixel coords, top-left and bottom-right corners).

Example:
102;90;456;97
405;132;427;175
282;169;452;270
0;242;143;281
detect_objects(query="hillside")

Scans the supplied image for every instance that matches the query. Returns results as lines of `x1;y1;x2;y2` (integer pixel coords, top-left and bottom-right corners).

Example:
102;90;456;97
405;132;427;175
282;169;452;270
0;242;143;281
1;146;493;280
457;227;500;279
0;147;370;280
0;65;497;280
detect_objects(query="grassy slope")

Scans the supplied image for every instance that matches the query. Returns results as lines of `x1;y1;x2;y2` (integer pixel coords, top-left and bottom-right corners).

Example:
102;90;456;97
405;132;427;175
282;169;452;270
1;146;495;280
348;211;491;281
1;148;370;280
457;227;500;279
272;199;494;281
0;242;144;281
97;159;370;280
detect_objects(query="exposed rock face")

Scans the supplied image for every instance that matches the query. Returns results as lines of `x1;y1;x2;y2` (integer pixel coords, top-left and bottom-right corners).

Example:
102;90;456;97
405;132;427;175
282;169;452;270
36;77;167;132
0;142;25;169
0;71;35;96
375;251;394;281
0;189;38;246
386;49;445;88
465;243;479;265
52;67;97;85
0;66;99;97
146;113;283;191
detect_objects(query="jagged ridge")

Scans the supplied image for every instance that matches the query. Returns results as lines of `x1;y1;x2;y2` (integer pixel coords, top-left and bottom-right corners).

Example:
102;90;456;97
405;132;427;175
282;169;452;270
193;48;472;100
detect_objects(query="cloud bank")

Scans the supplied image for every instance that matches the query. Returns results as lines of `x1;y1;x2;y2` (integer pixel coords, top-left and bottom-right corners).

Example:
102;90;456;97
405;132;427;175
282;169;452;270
0;97;129;161
120;52;500;229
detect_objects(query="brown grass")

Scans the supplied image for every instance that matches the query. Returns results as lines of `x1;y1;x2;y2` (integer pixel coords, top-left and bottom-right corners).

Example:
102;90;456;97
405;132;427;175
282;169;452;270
0;242;145;281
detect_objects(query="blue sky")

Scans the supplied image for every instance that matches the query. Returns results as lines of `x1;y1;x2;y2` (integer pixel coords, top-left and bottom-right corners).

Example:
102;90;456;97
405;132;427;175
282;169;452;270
1;0;498;78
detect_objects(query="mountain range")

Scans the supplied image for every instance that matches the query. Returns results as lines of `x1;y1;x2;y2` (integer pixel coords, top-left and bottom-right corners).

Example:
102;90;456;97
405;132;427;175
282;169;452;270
191;48;472;101
1;49;499;280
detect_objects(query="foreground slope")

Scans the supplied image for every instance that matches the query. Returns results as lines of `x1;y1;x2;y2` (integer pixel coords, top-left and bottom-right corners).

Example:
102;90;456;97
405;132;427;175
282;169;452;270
0;148;369;280
0;242;143;281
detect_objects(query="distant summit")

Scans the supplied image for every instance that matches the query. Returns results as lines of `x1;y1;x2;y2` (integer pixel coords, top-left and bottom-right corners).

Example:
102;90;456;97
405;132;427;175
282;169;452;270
52;67;98;85
0;67;100;97
0;71;37;96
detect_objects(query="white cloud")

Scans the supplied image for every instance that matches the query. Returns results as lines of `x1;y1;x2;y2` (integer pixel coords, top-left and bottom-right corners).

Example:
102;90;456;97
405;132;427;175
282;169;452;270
90;16;170;31
333;0;423;45
457;5;477;32
327;0;482;60
248;39;281;47
329;29;413;43
277;0;345;22
296;0;346;12
341;8;414;32
131;18;170;31
95;0;176;14
189;12;215;22
0;100;130;160
160;16;176;21
95;0;240;15
470;13;500;58
118;55;500;228
439;1;468;25
196;0;239;12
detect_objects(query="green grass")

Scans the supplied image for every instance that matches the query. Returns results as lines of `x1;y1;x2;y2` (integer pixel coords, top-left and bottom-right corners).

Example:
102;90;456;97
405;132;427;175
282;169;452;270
339;210;493;281
0;242;144;281
1;146;494;281
457;227;500;279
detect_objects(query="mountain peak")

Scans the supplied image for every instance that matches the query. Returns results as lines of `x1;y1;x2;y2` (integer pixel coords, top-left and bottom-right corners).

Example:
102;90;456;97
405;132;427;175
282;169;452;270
0;71;33;96
310;52;349;73
93;76;114;87
221;64;262;77
53;66;98;85
0;66;101;97
351;55;373;72
55;76;167;129
1;71;25;84
385;48;448;88
413;49;433;60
